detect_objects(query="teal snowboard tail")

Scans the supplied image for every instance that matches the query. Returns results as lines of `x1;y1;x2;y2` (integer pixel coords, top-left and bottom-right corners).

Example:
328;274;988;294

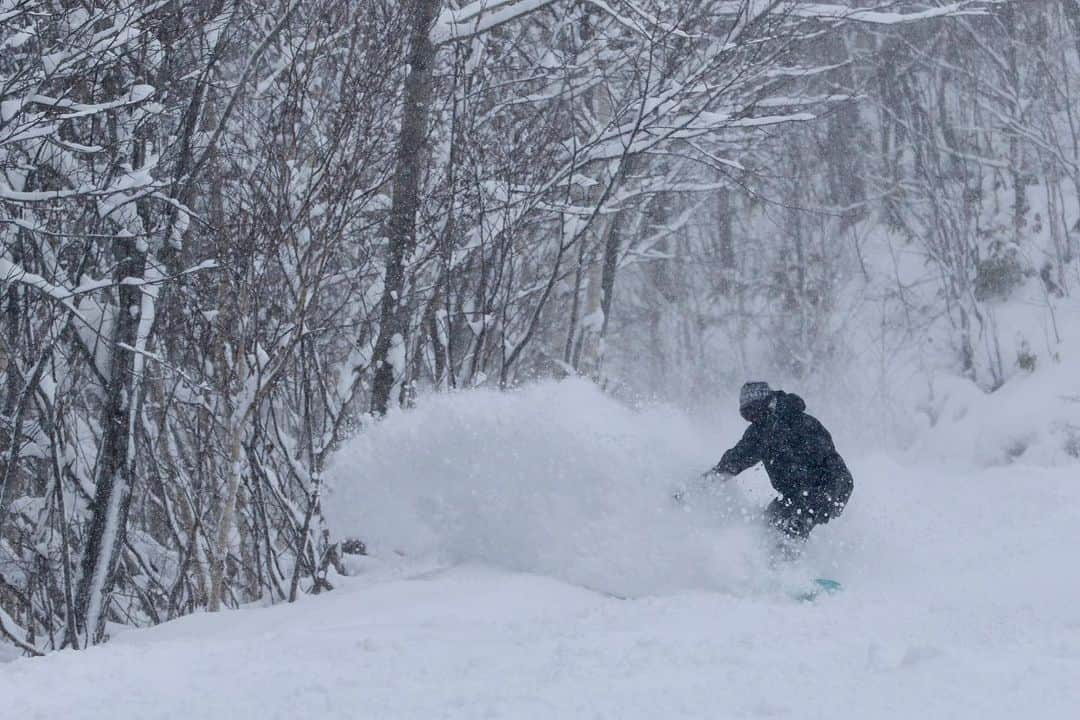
793;578;843;602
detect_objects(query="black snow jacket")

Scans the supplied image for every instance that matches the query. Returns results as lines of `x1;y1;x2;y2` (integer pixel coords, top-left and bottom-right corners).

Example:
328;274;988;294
714;391;852;520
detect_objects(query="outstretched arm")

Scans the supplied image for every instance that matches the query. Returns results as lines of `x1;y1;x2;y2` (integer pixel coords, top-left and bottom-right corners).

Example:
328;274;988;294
712;424;764;477
674;426;760;504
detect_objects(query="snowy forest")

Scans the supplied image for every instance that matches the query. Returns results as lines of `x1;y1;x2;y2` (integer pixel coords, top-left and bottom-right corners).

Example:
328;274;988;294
2;0;1079;660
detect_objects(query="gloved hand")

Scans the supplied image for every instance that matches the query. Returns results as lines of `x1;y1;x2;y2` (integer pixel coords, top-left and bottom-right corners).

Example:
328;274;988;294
674;469;732;504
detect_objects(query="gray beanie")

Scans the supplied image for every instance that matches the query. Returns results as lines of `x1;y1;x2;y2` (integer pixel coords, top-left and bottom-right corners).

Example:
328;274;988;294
739;381;772;409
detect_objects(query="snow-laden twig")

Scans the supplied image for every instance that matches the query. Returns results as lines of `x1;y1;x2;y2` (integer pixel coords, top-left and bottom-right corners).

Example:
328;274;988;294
0;602;44;657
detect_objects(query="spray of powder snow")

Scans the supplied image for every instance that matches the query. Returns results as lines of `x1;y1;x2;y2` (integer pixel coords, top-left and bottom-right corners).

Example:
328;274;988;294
325;380;799;597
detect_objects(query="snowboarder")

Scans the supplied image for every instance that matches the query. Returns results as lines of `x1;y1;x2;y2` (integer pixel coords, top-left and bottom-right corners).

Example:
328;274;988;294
709;381;853;559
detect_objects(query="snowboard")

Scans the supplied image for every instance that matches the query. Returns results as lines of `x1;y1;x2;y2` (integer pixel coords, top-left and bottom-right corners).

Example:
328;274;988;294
793;578;843;602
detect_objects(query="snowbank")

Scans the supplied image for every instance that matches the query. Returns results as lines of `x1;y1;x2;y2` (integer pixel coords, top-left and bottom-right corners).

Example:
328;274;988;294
900;338;1080;467
326;380;806;597
6;382;1080;719
5;458;1079;720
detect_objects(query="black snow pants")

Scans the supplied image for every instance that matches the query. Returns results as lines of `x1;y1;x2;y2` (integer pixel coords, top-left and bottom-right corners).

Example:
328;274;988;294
764;468;853;561
765;496;816;539
764;497;815;563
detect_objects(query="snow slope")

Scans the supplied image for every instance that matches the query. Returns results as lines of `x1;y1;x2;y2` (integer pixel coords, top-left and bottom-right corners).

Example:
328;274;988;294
3;381;1079;719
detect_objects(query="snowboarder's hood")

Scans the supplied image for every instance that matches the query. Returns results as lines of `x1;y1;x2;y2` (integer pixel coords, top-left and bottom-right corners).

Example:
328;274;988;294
773;391;806;418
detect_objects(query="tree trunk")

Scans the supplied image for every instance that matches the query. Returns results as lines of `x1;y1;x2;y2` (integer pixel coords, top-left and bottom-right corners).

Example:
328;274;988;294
207;420;244;612
1062;0;1080;66
76;236;147;644
822;32;865;225
597;208;624;346
716;188;735;297
568;6;614;379
370;0;442;415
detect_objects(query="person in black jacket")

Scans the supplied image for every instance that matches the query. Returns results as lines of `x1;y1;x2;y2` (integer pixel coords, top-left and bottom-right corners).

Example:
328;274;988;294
710;381;853;559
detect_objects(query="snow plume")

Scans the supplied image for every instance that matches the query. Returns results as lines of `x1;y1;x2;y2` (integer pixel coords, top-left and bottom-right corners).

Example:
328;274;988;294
326;380;787;597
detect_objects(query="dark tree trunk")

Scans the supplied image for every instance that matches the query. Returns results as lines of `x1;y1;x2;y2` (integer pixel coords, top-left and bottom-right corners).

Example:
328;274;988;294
598;210;623;344
76;236;147;644
370;0;442;415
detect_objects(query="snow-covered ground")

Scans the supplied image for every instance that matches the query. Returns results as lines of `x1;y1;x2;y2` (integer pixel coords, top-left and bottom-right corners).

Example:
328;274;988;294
3;381;1078;719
